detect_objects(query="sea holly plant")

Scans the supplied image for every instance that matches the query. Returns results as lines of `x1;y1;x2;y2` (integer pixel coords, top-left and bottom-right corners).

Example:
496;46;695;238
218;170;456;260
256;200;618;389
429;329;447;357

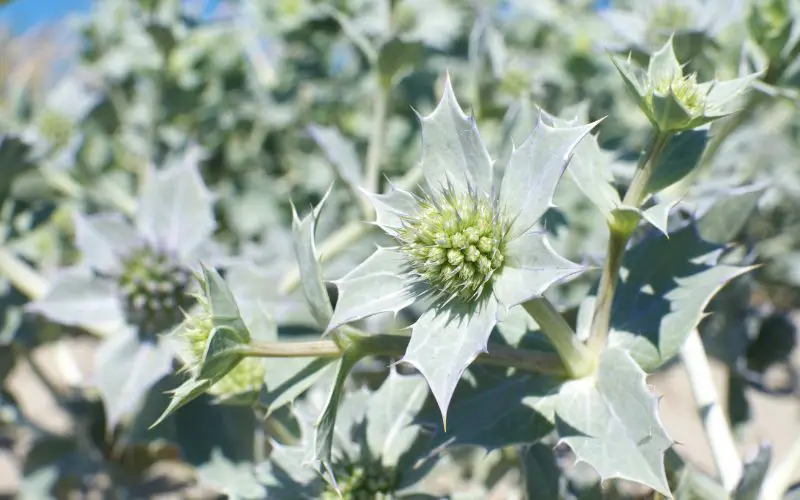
259;369;433;499
140;56;764;496
26;147;218;426
611;37;760;135
325;74;598;421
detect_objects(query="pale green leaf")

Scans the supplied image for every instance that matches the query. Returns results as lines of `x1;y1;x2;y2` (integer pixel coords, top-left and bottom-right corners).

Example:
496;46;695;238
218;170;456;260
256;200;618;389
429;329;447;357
564;128;623;223
648;37;683;88
73;213;140;274
693;183;767;244
26;267;125;332
402;298;499;426
150;377;214;430
418;368;559;454
307;125;363;190
202;264;249;339
419;74;493;196
556;347;673;495
641;199;676;235
95;327;175;427
608;224;752;370
311;348;365;489
366;185;419;231
291;189;334;329
521;443;562;500
194;449;267;499
494;230;585;309
705;73;760;116
365;369;428;468
136;146;216;257
259;357;337;417
327;247;415;332
500;116;594;238
646;129;708;195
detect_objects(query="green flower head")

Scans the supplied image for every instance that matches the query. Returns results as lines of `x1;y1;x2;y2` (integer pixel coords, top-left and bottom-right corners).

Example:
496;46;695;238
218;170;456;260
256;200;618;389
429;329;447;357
612;37;760;133
326;74;595;422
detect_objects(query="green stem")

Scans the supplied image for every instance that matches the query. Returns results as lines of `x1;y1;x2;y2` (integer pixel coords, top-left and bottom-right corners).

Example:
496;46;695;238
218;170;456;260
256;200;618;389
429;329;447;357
588;131;671;353
245;333;567;377
362;78;389;205
522;297;594;378
621;131;671;208
0;247;115;337
0;246;48;299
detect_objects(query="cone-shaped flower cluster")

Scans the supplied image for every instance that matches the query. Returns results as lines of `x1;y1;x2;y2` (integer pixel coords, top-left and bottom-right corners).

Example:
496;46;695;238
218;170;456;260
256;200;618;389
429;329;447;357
612;37;759;133
397;188;508;303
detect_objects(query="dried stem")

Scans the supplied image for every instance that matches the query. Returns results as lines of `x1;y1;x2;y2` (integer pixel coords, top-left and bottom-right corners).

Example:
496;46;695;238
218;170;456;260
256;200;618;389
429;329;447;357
680;329;742;491
760;433;800;500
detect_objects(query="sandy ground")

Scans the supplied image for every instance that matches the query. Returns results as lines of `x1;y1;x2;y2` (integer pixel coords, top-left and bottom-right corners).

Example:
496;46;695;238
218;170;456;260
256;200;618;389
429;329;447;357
1;336;798;498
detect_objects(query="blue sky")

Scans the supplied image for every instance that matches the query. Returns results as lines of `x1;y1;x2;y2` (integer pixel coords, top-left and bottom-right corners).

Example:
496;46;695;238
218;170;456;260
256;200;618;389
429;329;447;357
0;0;91;32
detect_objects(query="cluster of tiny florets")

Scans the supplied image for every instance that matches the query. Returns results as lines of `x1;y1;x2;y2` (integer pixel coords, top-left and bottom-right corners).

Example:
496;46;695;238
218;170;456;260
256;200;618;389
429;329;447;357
37;111;73;149
118;246;194;333
396;190;508;303
652;72;707;114
323;462;398;500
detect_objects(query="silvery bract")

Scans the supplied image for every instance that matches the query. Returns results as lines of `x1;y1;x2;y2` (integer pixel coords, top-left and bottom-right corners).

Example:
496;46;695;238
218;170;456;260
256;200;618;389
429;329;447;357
601;0;743;54
260;369;432;498
612;37;760;133
26;147;218;426
326;75;595;423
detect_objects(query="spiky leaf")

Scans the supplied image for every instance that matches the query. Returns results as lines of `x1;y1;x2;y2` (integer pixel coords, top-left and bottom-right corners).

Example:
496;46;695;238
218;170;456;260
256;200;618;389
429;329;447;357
291;189;334;329
556;347;672;495
608;224;752;370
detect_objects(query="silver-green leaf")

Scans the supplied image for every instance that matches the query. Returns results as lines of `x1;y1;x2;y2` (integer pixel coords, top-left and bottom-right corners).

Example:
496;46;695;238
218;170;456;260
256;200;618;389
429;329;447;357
556;347;673;495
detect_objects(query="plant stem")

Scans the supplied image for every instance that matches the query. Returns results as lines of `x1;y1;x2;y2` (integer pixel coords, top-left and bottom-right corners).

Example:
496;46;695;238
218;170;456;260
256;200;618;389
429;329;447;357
522;297;594;378
0;247;48;299
621;131;671;208
245;333;567;377
0;247;116;337
278;164;424;295
362;78;389;207
680;329;742;491
588;130;671;353
587;229;628;353
760;433;800;500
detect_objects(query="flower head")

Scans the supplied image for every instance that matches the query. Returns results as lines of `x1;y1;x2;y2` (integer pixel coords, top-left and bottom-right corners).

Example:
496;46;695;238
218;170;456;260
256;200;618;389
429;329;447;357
612;37;760;133
327;74;595;421
26;149;218;427
396;187;508;303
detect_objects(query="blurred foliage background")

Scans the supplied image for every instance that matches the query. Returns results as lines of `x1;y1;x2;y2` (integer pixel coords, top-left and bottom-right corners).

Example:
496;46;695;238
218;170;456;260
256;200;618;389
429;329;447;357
2;0;800;498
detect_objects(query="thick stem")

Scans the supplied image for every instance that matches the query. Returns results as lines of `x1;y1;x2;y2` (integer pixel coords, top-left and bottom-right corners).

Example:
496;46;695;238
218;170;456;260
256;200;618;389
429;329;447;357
246;333;568;377
587;229;628;353
680;329;743;491
588;131;671;353
522;297;594;378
